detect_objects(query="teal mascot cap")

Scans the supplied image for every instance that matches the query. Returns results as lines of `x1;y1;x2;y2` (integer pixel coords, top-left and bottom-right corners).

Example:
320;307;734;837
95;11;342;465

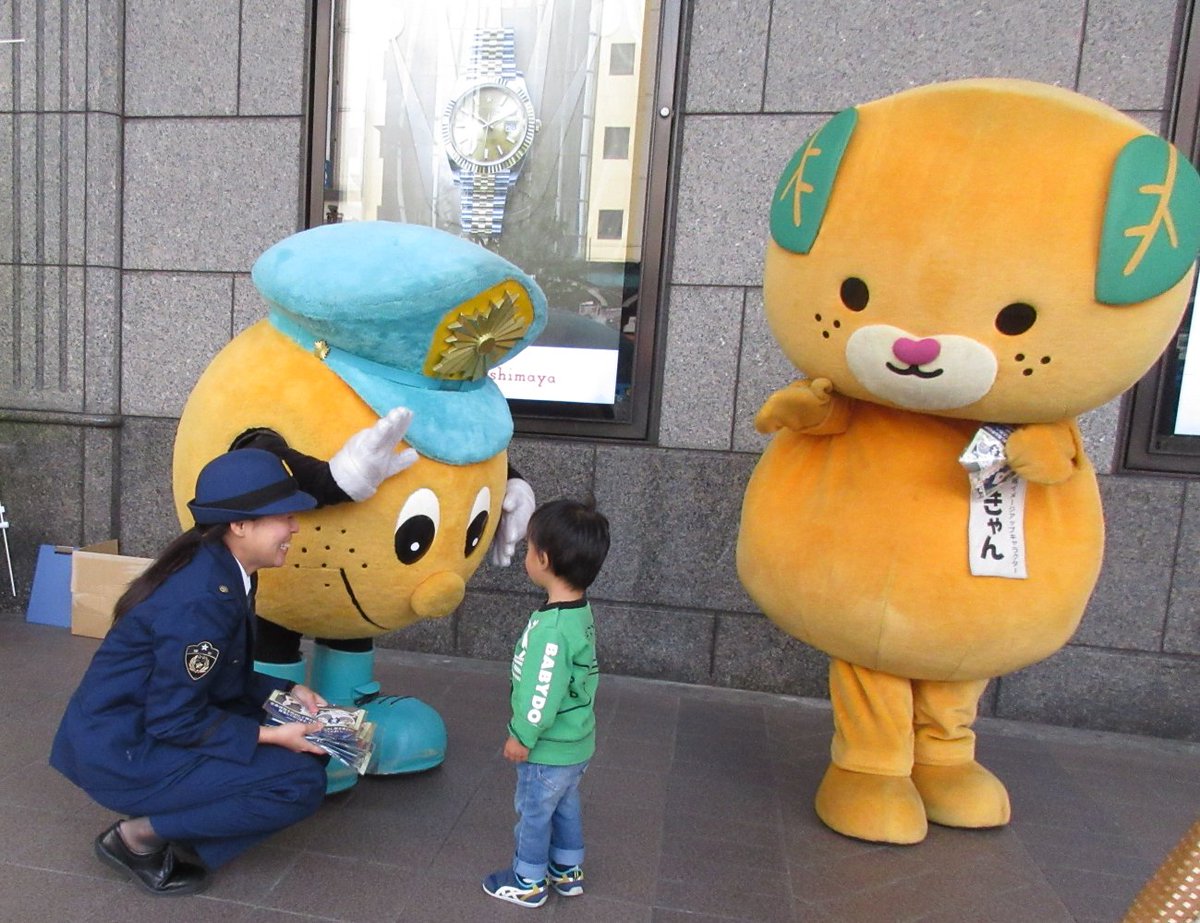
251;221;549;466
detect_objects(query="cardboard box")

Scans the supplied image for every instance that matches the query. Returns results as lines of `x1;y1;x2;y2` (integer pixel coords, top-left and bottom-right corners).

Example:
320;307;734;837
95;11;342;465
69;541;154;639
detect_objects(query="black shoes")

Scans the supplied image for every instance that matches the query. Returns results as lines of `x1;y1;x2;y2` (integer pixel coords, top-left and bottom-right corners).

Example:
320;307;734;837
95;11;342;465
94;822;209;897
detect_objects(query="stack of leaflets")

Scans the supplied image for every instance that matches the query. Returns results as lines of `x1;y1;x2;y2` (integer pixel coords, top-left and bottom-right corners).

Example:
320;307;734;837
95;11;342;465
263;689;376;774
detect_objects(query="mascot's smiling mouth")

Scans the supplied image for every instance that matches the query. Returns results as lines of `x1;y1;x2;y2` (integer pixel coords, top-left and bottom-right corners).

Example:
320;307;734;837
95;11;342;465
847;325;997;411
338;570;388;630
885;363;944;379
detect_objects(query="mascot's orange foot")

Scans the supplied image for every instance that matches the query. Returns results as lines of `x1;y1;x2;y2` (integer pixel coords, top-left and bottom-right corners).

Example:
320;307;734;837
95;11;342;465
815;765;928;844
911;761;1012;829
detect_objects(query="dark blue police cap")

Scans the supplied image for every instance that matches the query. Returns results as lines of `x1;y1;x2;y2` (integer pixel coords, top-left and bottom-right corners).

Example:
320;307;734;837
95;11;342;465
188;448;318;525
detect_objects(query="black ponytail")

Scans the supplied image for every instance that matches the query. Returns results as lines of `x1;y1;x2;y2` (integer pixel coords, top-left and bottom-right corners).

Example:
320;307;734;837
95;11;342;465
111;523;230;624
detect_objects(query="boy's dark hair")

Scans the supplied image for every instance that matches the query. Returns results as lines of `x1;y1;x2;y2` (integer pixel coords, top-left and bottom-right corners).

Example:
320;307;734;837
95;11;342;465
526;496;610;591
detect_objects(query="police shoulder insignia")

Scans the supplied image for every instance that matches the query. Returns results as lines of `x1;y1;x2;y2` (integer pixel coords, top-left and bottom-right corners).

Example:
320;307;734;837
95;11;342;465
185;641;220;680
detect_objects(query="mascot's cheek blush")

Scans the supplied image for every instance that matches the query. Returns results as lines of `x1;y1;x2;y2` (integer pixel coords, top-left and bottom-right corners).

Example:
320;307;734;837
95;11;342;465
846;325;997;411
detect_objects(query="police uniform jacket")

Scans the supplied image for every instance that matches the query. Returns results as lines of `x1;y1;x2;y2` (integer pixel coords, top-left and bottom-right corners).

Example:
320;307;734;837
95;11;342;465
50;539;291;796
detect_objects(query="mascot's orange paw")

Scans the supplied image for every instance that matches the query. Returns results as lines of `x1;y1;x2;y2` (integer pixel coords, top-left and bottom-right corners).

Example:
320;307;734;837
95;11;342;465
1003;422;1078;485
911;761;1012;829
754;378;834;433
815;765;928;844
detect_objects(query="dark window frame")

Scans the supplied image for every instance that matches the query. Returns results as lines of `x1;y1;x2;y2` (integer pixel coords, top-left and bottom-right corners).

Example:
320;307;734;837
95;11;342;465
302;0;686;444
1121;0;1200;475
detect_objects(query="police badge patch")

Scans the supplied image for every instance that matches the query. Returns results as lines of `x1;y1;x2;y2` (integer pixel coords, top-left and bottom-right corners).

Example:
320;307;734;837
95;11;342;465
185;641;220;680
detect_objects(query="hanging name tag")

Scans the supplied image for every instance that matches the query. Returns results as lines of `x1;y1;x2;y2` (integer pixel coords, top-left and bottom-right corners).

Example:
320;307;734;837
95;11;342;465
968;478;1028;579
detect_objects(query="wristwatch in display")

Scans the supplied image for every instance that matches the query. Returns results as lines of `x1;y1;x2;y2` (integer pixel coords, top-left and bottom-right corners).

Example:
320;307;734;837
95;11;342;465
441;28;539;241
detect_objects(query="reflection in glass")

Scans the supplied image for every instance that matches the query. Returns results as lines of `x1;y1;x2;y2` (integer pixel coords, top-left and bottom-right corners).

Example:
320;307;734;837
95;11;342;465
321;0;659;423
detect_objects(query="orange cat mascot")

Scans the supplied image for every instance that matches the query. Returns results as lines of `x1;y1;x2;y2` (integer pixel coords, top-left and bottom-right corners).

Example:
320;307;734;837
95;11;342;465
737;79;1200;844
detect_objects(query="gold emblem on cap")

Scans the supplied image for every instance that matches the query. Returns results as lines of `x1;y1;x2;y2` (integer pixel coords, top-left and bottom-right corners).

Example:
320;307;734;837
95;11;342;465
427;282;534;381
313;339;331;360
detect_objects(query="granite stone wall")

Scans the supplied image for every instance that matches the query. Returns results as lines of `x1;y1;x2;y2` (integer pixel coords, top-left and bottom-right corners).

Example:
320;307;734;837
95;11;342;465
1;0;1197;741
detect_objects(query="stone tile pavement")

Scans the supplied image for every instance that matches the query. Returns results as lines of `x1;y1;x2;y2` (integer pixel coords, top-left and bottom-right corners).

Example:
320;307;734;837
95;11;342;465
0;617;1196;922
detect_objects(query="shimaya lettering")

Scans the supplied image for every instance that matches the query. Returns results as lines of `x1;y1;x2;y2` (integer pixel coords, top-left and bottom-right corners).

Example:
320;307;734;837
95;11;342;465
525;642;559;723
489;368;558;387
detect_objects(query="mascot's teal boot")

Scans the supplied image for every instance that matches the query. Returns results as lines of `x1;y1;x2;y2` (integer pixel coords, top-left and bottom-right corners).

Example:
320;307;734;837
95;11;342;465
254;657;359;796
254;658;308;686
310;645;448;776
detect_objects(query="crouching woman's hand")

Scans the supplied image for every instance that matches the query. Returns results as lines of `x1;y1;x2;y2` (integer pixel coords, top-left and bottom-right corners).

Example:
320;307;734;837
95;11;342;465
259;720;327;755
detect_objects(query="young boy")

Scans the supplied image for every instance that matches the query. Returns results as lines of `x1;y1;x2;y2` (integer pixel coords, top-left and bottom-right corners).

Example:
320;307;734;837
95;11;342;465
483;497;610;908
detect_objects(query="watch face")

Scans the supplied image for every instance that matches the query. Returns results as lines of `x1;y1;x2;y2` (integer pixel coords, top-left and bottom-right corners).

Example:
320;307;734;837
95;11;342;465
443;82;537;172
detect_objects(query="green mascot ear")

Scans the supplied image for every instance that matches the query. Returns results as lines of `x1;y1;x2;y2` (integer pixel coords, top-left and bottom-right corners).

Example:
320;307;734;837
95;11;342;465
769;108;858;254
1096;135;1200;305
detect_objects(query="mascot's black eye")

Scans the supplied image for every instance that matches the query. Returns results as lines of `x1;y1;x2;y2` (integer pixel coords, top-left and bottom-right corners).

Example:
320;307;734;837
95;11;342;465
465;512;488;557
995;302;1037;336
464;486;491;558
395;488;440;565
395;517;435;565
840;277;869;311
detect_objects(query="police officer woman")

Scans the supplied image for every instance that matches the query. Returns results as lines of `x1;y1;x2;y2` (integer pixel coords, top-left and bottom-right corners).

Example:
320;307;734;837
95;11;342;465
50;448;331;896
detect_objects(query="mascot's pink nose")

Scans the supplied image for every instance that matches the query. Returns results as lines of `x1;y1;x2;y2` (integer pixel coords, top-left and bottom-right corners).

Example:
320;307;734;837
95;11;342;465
893;336;941;366
411;571;466;619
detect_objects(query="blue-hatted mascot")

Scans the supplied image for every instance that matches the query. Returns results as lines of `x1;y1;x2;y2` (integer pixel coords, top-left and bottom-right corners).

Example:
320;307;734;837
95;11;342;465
173;221;547;792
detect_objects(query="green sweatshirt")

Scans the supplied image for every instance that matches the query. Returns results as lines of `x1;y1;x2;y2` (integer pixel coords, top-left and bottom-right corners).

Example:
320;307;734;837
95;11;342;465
507;599;598;765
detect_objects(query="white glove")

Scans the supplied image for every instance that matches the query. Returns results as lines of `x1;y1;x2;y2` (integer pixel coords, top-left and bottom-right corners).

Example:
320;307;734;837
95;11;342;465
488;477;536;567
328;407;419;501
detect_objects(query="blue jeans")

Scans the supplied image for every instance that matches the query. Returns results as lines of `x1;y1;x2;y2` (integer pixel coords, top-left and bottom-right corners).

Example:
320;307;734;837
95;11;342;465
512;759;588;881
